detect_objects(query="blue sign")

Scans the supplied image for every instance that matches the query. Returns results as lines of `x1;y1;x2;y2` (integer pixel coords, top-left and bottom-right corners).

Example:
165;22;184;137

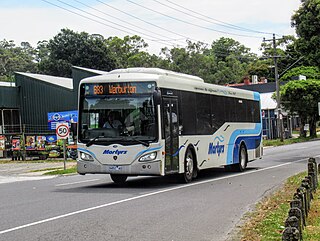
48;110;78;130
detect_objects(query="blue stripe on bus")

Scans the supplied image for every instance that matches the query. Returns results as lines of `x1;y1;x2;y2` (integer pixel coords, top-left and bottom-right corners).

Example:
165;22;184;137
134;146;163;159
254;92;260;101
78;148;97;159
226;123;262;165
172;145;185;157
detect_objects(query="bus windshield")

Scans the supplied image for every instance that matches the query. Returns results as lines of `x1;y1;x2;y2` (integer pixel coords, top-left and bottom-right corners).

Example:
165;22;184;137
79;94;157;145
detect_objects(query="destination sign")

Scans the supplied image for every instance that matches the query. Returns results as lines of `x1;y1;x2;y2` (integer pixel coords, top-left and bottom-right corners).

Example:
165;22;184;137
83;82;156;96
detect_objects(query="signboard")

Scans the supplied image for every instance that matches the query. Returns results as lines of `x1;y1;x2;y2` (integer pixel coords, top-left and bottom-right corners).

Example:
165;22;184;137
48;110;78;130
83;82;156;96
56;123;70;140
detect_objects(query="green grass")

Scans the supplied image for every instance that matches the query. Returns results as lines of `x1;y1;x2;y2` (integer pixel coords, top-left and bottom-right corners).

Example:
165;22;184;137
43;166;77;175
263;136;316;147
241;172;320;240
0;159;76;164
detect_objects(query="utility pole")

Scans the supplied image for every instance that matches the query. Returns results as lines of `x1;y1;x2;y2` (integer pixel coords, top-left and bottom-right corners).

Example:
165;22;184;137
264;34;284;141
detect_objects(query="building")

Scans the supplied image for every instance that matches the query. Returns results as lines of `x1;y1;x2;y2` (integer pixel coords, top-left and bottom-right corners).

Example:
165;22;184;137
0;66;108;158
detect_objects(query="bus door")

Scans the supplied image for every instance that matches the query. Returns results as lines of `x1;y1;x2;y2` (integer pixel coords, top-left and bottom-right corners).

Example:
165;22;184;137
163;97;179;173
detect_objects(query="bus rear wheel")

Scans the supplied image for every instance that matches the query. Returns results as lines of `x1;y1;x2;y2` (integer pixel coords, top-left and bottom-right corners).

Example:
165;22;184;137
110;174;128;184
224;144;247;172
236;144;248;172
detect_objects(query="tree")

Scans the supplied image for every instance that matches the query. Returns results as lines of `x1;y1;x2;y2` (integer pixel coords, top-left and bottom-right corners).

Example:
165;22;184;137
0;39;37;81
280;66;320;82
38;28;116;77
105;35;151;68
291;0;320;67
280;79;320;137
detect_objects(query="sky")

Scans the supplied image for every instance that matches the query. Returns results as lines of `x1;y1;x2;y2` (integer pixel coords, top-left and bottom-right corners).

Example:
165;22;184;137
0;0;302;55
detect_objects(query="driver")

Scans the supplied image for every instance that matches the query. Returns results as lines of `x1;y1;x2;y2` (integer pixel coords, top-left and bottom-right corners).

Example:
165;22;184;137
103;112;122;129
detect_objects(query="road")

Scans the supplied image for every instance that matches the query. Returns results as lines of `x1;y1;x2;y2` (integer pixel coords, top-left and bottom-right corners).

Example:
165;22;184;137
0;140;319;241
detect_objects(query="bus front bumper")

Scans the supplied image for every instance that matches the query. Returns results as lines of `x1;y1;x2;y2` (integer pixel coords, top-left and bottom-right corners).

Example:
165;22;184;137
77;160;162;176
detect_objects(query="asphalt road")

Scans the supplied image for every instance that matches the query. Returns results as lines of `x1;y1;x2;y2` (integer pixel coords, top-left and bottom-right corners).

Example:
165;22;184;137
0;140;320;241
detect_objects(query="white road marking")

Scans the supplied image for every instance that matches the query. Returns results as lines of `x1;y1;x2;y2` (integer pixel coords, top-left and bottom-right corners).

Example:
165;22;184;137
0;157;311;235
55;179;100;187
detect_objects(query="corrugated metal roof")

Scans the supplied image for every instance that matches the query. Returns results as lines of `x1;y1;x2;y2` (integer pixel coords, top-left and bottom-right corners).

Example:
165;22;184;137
72;66;109;75
15;72;73;89
261;92;277;110
0;81;15;87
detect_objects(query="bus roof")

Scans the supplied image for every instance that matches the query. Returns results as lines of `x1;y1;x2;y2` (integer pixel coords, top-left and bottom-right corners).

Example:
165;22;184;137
80;68;260;101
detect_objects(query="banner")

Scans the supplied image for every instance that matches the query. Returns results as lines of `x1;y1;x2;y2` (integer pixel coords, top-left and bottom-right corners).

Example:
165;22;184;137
0;136;5;150
26;136;36;150
12;138;21;151
47;110;78;130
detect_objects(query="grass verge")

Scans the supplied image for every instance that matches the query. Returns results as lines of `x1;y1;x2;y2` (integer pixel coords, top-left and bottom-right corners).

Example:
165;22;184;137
0;159;76;164
263;137;316;147
43;166;77;175
240;171;320;240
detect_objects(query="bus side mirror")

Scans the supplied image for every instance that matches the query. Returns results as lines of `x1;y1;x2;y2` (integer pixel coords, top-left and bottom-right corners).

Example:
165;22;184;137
153;89;161;105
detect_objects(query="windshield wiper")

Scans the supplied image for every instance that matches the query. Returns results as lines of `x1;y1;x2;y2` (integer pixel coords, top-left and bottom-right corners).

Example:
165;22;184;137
86;135;103;147
115;136;150;147
131;137;150;147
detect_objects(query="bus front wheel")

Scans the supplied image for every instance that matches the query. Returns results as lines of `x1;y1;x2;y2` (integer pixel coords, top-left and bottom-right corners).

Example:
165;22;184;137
182;148;196;183
110;174;128;184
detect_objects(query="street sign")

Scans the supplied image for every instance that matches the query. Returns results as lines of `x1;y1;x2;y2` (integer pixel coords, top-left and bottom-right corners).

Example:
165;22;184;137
56;123;69;139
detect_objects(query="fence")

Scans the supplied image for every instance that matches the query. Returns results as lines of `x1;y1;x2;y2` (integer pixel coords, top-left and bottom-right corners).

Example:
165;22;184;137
282;157;319;240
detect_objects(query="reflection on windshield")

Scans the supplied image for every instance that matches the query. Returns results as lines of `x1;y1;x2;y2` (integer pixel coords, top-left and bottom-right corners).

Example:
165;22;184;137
80;95;157;144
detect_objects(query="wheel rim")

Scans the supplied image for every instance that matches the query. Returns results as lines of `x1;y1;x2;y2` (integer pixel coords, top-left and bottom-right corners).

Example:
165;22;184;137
240;147;247;169
185;152;194;179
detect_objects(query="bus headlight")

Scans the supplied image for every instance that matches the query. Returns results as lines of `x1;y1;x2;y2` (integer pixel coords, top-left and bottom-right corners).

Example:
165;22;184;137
80;152;94;161
139;152;157;162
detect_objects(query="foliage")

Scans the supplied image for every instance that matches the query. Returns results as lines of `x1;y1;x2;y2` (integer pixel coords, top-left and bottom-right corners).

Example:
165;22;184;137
280;79;320;137
280;66;320;82
159;38;257;84
38;28;116;77
0;39;37;81
292;0;320;67
105;35;153;68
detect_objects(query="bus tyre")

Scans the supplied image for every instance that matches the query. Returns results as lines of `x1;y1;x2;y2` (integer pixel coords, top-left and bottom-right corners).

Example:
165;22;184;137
183;148;195;183
236;144;248;172
110;174;128;184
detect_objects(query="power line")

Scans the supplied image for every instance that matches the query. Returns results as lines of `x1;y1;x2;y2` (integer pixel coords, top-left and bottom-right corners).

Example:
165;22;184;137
42;0;261;60
161;0;274;35
96;0;199;43
54;0;178;46
126;0;263;39
73;0;185;44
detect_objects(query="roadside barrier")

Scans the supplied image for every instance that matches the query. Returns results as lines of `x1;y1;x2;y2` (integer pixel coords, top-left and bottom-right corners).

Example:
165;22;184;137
282;157;319;241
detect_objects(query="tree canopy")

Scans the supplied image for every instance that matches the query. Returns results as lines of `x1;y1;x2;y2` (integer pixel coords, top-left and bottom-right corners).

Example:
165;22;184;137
38;28;116;77
291;0;320;67
280;78;320;137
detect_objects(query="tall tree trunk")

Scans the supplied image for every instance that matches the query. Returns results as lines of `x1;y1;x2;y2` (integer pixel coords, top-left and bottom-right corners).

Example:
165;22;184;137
300;116;307;138
309;115;317;138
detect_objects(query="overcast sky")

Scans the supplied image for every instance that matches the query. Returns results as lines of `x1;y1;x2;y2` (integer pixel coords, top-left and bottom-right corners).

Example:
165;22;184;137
0;0;301;55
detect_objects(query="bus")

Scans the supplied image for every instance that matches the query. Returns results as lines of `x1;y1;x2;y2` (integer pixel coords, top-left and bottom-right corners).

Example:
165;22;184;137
77;68;262;184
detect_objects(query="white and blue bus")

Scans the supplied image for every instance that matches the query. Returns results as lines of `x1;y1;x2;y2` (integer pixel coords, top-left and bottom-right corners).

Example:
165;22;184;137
77;68;262;183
